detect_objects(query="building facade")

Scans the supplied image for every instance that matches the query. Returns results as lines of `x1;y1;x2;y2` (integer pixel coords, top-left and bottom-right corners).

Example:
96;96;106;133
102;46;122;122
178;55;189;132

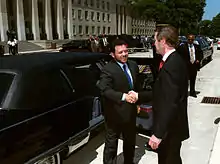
0;0;156;41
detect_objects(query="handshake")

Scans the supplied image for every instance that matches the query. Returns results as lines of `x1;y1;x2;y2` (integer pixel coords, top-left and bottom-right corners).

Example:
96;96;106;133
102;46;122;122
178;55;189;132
125;90;138;104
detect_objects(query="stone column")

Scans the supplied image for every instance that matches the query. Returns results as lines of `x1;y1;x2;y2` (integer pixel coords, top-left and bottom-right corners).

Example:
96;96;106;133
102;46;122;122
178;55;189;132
117;5;121;35
57;0;64;39
17;0;26;40
0;0;8;41
32;0;40;40
67;0;73;39
121;6;125;34
45;0;52;40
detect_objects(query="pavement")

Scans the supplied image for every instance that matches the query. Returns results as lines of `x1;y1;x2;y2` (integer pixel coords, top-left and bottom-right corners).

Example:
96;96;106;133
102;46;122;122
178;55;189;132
63;46;220;164
0;41;45;53
3;49;59;56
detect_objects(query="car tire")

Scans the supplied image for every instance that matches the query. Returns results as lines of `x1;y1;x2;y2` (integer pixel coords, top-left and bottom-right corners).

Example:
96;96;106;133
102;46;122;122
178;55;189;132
35;152;62;164
208;55;212;61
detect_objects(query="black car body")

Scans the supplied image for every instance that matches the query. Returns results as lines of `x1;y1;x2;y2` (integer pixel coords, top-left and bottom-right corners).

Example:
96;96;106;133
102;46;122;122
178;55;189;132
0;52;111;164
59;40;91;52
128;54;155;133
195;36;213;66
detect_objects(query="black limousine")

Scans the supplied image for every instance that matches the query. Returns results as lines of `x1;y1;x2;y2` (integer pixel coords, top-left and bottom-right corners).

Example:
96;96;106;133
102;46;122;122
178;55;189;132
0;52;111;164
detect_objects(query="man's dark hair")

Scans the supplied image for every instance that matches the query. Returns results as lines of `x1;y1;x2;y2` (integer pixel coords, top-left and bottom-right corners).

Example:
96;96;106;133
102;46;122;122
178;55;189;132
155;25;178;48
110;39;127;53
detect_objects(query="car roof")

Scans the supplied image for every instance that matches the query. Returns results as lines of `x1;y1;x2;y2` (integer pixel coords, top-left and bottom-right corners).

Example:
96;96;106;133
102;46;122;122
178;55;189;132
0;52;111;74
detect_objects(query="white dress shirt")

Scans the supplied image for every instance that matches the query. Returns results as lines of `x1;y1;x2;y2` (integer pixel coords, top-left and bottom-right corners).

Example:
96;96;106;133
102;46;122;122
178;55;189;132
162;49;176;62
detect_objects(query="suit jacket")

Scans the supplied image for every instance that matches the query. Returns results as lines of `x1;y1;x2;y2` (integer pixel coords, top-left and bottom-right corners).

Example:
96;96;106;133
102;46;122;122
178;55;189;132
177;43;203;74
153;51;189;141
98;59;152;124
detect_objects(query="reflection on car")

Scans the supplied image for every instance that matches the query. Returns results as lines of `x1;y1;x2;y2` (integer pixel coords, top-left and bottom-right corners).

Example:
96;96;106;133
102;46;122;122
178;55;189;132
195;36;213;66
0;52;111;164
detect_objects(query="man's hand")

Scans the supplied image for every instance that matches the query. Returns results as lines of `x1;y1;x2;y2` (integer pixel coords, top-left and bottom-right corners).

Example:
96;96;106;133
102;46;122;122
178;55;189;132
148;135;162;150
125;91;138;104
196;60;200;64
128;90;138;101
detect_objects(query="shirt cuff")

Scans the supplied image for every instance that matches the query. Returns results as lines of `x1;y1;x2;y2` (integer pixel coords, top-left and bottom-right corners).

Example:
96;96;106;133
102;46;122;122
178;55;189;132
121;93;126;101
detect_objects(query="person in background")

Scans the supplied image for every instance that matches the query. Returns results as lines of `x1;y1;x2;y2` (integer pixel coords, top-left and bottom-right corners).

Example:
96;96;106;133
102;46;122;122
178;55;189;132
98;39;152;164
177;34;203;98
148;25;189;164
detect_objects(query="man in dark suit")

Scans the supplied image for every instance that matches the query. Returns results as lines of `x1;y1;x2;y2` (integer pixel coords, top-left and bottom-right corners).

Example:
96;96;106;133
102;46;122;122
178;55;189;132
177;34;203;98
98;39;152;164
148;25;189;164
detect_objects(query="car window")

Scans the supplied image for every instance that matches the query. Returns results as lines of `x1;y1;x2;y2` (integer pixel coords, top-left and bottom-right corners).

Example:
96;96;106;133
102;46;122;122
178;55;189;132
0;73;14;106
16;69;73;110
62;62;106;97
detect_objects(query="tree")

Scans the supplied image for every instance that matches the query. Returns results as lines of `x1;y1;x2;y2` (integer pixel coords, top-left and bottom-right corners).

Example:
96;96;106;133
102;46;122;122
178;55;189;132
125;0;206;35
198;20;212;36
211;13;220;37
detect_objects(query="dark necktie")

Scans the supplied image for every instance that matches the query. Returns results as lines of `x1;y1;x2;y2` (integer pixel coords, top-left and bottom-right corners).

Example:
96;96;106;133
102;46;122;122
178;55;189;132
123;64;133;89
159;60;164;70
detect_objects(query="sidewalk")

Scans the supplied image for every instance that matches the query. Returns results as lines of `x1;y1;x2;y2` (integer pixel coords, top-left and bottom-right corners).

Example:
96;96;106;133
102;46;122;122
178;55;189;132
63;49;220;164
3;49;59;56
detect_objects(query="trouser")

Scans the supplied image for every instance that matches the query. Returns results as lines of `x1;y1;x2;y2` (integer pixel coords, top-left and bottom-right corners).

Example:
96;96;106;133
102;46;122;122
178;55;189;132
157;135;182;164
189;65;198;93
189;72;197;93
103;120;136;164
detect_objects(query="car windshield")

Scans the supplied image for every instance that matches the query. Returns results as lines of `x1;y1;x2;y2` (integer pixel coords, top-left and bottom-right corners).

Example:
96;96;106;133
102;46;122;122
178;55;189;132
0;73;14;106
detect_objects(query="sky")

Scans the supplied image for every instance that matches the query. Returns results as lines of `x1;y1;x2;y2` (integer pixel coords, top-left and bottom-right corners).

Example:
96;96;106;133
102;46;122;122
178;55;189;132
203;0;219;20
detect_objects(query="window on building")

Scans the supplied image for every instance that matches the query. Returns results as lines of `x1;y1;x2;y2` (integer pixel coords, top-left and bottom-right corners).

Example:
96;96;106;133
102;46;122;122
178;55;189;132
77;0;81;5
102;13;105;21
97;26;100;34
85;11;89;20
85;26;89;34
84;0;88;6
103;26;106;34
102;1;105;10
108;27;111;34
79;25;83;34
72;9;75;19
73;25;76;34
97;12;100;21
107;14;110;22
78;10;82;20
96;0;100;8
91;11;95;20
91;0;94;6
107;2;110;10
92;26;95;34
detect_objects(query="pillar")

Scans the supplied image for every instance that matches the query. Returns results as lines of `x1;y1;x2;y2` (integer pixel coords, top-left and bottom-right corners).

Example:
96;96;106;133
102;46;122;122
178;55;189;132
117;5;121;35
16;0;26;40
32;0;40;40
0;0;8;41
45;0;52;40
67;0;73;39
57;0;64;39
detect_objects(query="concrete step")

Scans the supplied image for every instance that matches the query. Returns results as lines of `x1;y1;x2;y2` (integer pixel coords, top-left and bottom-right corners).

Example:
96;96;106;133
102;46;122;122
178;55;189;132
0;41;44;53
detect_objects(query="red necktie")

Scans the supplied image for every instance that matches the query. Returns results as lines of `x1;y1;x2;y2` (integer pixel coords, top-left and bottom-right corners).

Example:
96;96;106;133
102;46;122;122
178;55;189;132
159;60;164;70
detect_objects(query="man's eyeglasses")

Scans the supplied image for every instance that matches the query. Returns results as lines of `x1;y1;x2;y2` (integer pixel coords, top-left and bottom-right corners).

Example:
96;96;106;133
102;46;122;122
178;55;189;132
188;39;194;41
